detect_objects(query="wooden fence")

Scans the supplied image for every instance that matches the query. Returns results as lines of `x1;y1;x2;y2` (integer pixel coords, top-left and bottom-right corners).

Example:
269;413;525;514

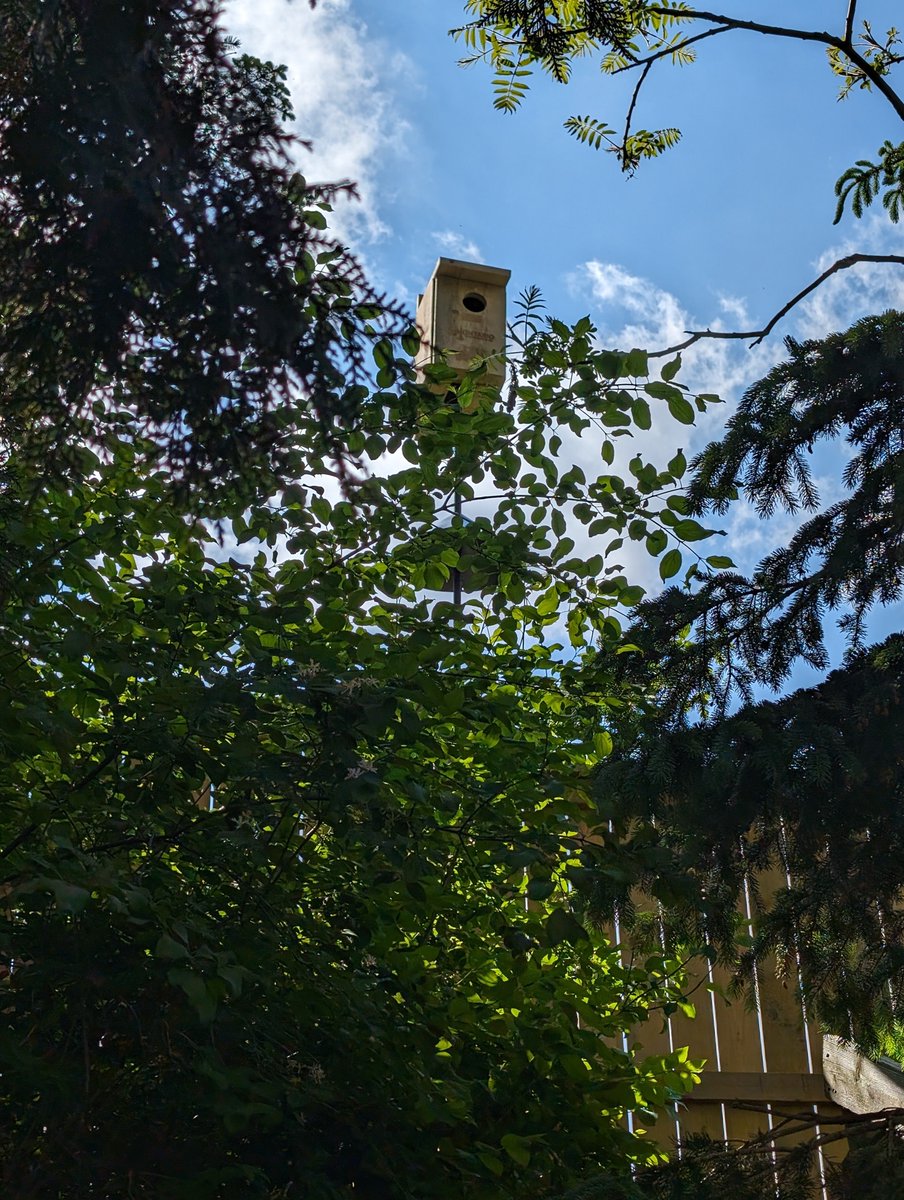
621;862;851;1183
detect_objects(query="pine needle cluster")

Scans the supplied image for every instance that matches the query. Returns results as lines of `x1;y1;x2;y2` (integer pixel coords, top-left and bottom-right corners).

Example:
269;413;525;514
620;311;904;716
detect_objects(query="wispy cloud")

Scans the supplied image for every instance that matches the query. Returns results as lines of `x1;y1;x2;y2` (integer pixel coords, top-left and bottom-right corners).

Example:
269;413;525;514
431;230;484;262
222;0;412;244
795;212;904;339
574;261;780;424
575;211;904;411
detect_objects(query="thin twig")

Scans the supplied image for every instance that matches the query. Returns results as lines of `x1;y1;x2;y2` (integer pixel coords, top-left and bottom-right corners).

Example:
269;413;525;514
647;8;840;49
611;25;730;77
646;253;904;358
622;60;651;165
0;821;39;863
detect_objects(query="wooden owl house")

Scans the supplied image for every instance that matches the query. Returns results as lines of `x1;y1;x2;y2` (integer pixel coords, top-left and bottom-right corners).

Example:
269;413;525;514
414;257;510;391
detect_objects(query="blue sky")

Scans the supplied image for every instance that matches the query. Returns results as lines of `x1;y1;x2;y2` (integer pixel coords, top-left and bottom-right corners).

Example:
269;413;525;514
221;0;903;315
223;0;904;680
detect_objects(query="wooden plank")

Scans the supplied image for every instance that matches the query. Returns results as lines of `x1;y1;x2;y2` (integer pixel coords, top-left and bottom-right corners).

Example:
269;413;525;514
634;1106;679;1153
722;1101;773;1147
708;959;764;1075
813;1101;851;1165
806;1016;824;1076
630;1013;674;1060
687;1071;827;1104
670;863;768;1146
756;958;811;1073
668;953;720;1074
752;866;813;1075
676;1100;725;1144
619;860;857;1171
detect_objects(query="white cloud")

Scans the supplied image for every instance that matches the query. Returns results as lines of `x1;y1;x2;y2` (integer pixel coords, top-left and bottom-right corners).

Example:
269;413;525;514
574;261;780;421
795;212;904;339
718;293;750;322
222;0;412;244
570;260;783;583
567;218;904;587
575;211;904;421
432;230;484;261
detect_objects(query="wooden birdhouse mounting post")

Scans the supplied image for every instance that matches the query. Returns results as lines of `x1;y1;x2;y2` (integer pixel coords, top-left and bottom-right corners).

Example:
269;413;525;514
414;257;511;605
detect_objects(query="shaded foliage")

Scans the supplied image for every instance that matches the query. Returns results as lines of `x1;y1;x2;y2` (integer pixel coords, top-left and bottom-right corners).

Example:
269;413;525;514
570;316;904;1057
0;0;408;495
587;634;904;1051
0;313;716;1196
559;1121;904;1199
557;1132;817;1200
830;1127;904;1199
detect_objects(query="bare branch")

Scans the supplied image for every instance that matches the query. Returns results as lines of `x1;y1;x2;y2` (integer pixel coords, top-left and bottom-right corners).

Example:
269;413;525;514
610;25;731;77
647;6;904;123
647;253;904;358
621;60;651;165
647;7;839;49
844;0;858;46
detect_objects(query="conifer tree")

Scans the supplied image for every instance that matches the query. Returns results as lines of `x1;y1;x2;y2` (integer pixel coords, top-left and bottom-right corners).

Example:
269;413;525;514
0;0;407;495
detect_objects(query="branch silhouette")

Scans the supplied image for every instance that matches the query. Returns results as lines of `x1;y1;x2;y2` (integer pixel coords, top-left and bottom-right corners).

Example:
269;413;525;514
647;253;904;358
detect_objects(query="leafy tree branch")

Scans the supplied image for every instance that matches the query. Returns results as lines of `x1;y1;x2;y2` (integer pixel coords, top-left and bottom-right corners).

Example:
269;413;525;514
458;2;904;346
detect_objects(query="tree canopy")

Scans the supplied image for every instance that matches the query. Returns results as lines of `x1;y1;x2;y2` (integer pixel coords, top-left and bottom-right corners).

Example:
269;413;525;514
454;0;904;1130
5;1;904;1195
0;266;727;1192
0;0;408;494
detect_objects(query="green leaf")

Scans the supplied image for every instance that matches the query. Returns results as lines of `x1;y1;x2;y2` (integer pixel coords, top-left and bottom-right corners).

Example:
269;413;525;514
500;1134;532;1167
597;351;625;378
644;381;682;402
316;606;346;631
593;730;613;757
659;548;682;580
661;354;682;382
527;878;556;901
673;519;712;542
667;394;695;424
546;907;589;947
401;326;421;356
478;1152;505;1176
536;586;560;616
646;530;668;556
168;969;218;1023
155;933;191;960
631;397;652;430
50;880;90;914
